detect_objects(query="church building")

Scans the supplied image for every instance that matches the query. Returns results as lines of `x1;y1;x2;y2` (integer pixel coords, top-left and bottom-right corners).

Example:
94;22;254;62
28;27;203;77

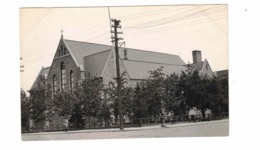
32;34;214;93
30;34;214;130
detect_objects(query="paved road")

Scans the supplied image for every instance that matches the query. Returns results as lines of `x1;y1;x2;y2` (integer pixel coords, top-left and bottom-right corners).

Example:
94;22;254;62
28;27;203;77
22;120;228;141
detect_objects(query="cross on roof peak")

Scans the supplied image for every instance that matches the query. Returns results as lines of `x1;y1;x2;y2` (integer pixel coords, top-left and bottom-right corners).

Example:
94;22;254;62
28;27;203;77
61;29;64;39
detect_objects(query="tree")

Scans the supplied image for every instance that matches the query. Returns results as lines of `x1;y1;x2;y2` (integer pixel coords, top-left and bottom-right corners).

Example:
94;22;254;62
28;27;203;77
21;89;30;132
218;74;229;114
179;67;223;120
145;66;166;121
53;91;75;118
164;73;186;116
29;81;52;128
106;72;132;125
131;82;148;122
80;77;103;128
69;103;85;129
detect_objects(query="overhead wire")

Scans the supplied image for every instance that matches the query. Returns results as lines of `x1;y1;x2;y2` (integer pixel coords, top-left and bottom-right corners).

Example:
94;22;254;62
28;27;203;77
125;5;225;29
21;5;227;65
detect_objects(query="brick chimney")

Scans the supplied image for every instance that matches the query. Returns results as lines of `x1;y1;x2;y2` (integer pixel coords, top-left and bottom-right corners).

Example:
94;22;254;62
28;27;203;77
124;49;128;60
192;50;202;63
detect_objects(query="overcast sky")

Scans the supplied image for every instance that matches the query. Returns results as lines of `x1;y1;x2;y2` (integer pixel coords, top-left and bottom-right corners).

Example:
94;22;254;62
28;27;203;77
20;5;228;92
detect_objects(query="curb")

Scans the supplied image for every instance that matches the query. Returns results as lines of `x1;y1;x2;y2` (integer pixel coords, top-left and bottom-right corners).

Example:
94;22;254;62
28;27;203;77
22;119;229;136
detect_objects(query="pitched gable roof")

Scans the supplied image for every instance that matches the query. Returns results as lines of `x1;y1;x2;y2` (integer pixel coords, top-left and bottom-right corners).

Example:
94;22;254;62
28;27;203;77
63;39;187;79
84;50;112;77
64;39;113;67
119;47;185;66
63;39;186;67
122;60;187;79
31;66;50;90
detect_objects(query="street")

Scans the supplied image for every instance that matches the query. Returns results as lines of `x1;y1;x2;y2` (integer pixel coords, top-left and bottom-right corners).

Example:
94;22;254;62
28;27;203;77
22;119;228;141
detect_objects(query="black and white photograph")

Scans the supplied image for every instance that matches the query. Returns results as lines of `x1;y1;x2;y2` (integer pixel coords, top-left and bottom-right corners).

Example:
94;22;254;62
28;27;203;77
20;4;229;141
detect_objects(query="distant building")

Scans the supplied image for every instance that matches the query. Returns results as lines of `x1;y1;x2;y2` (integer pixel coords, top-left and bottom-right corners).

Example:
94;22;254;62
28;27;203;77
215;69;228;78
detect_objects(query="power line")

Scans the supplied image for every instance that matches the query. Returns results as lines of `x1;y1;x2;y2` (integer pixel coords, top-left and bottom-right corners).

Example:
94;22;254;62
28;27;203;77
125;5;225;29
126;12;226;35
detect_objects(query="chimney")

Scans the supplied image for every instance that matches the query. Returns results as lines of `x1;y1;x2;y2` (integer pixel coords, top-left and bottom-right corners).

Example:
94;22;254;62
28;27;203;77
124;49;128;60
192;50;202;63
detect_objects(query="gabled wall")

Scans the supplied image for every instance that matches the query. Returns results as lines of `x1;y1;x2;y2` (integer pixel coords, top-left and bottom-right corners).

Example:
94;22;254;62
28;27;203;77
199;59;214;78
102;51;130;86
47;39;81;93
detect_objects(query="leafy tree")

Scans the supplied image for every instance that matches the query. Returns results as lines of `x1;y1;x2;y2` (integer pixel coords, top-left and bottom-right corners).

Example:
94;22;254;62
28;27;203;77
218;74;229;114
21;89;30;132
97;96;113;127
164;73;187;116
131;82;148;121
53;91;75;118
29;82;52;127
69;103;85;129
209;75;228;117
80;77;103;128
122;87;134;117
145;66;166;120
106;72;131;125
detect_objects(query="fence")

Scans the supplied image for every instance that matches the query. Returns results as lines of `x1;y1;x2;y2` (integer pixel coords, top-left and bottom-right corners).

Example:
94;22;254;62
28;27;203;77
22;112;228;133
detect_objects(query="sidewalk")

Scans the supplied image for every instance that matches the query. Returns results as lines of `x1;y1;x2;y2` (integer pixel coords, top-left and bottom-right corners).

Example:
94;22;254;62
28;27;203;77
22;119;229;136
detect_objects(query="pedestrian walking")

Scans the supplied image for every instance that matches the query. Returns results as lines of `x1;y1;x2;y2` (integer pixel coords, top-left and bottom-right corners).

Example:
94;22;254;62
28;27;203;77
64;119;69;132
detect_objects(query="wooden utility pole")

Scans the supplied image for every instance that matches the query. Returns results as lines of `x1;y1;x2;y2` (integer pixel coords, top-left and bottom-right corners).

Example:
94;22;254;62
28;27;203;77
111;19;124;130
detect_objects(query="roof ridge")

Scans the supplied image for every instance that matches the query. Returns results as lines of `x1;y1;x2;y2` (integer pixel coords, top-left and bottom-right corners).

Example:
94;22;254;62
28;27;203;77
64;39;113;48
64;39;180;57
123;59;186;66
83;49;112;58
122;47;179;57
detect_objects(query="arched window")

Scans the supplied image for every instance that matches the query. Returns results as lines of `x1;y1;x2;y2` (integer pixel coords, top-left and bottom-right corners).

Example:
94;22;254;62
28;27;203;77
61;62;66;90
53;75;57;94
60;45;64;56
58;49;61;57
70;70;75;94
64;47;67;55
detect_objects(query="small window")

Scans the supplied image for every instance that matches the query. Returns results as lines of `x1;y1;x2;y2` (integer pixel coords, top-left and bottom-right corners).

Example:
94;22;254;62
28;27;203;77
70;70;75;94
58;49;61;57
64;47;67;55
61;62;66;90
53;75;57;94
60;45;63;56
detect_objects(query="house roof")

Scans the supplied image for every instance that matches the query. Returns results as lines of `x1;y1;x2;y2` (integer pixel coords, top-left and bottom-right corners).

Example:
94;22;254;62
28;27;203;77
215;69;228;77
31;66;50;90
84;50;112;77
64;39;186;67
122;60;187;79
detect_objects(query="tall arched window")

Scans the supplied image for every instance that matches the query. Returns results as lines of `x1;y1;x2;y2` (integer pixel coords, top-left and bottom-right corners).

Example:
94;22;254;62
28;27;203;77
60;45;64;56
61;62;66;90
53;75;57;94
70;70;75;94
64;47;67;55
58;48;61;57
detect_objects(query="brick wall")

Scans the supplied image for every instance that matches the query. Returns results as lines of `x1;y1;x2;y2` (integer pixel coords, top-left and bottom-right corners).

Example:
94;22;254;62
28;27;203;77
47;40;81;94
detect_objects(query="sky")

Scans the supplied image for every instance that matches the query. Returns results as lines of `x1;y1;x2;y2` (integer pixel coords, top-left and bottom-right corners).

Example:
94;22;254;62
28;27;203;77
20;5;228;92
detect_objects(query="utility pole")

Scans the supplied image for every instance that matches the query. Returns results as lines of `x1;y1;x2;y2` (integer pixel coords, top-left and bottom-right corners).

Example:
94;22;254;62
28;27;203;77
111;19;124;130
